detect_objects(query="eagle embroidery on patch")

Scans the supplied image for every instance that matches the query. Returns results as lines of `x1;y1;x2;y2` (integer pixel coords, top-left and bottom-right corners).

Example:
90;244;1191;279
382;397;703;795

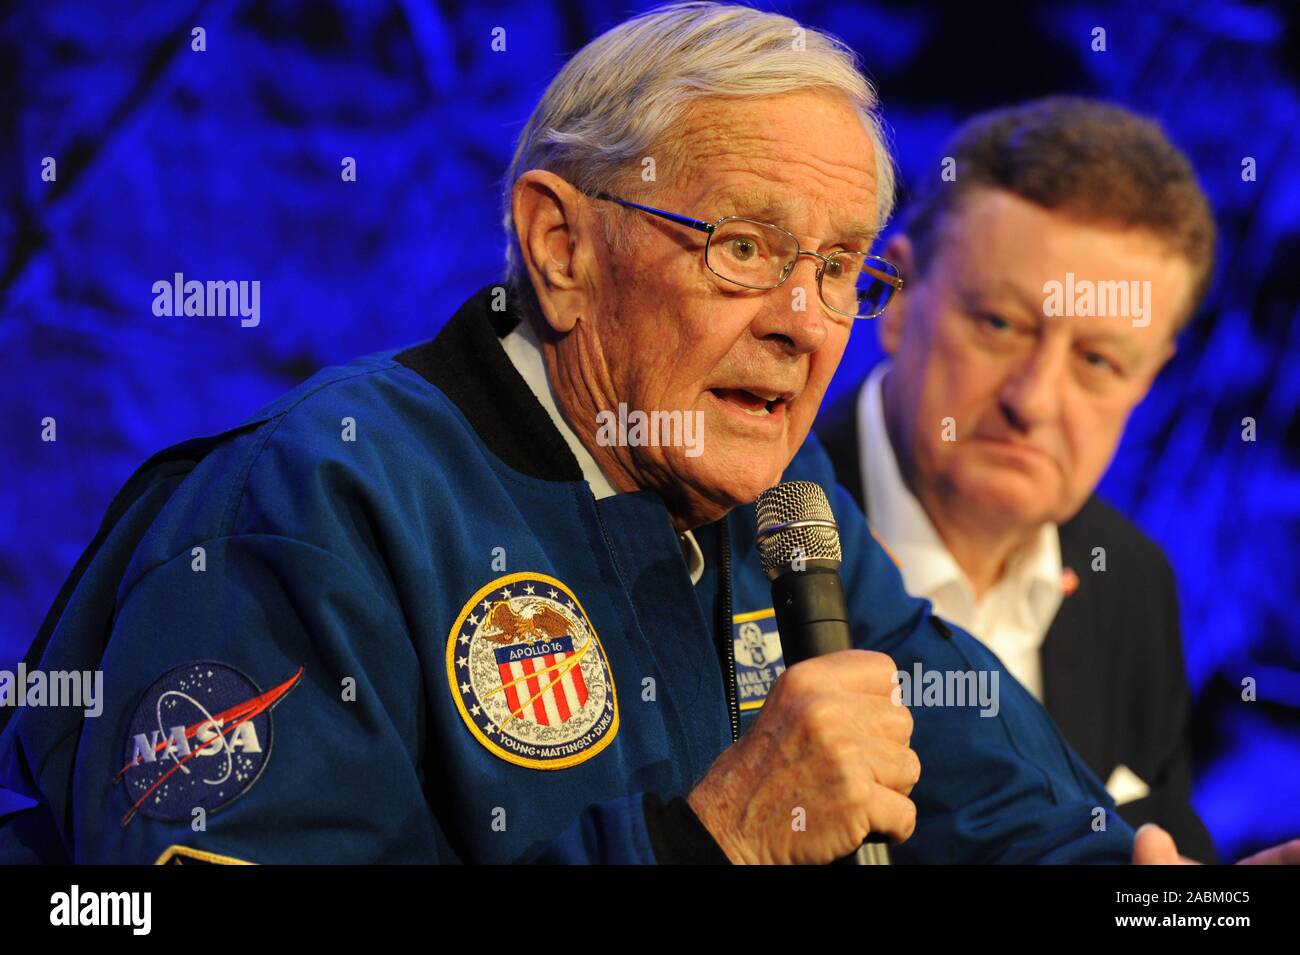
447;573;618;770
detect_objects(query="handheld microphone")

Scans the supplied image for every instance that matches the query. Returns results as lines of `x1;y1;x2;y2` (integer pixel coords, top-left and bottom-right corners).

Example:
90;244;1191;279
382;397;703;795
755;480;890;866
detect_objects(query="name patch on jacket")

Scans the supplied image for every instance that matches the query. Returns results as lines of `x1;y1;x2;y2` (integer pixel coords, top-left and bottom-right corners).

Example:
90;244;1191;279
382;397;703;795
116;662;303;825
448;573;619;770
734;609;786;714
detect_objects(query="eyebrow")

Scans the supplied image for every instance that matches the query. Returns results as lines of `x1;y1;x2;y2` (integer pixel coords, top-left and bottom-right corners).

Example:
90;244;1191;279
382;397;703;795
963;280;1148;360
713;187;879;243
961;278;1044;316
1072;326;1144;362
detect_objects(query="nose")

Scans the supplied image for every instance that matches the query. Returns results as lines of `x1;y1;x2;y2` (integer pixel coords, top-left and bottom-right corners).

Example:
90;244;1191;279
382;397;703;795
750;254;831;355
998;337;1068;432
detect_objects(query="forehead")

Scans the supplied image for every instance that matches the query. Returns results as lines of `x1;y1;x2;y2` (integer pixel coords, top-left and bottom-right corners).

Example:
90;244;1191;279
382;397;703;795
668;91;880;238
937;189;1194;336
939;189;1190;284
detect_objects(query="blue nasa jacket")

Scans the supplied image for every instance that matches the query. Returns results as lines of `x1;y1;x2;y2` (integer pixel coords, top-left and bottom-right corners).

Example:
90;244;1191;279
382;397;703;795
0;285;1134;864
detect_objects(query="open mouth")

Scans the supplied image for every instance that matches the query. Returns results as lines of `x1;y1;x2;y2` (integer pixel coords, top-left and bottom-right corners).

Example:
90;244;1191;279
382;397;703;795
709;387;789;418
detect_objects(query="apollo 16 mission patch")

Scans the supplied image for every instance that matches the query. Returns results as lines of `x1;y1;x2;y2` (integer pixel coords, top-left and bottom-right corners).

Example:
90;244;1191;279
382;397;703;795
447;572;619;769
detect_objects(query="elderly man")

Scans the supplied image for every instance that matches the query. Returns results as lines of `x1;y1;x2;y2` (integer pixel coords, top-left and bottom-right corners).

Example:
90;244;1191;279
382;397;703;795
816;98;1219;861
0;3;1206;865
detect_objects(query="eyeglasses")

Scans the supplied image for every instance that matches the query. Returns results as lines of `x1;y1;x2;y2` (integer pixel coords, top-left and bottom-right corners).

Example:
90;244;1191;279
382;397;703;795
593;191;903;320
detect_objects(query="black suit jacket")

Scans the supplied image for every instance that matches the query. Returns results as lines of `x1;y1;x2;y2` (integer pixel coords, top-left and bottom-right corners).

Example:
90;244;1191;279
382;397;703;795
815;383;1218;863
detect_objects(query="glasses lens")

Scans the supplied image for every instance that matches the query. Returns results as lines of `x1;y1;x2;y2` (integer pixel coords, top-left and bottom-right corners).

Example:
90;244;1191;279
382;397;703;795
707;218;799;288
821;254;900;317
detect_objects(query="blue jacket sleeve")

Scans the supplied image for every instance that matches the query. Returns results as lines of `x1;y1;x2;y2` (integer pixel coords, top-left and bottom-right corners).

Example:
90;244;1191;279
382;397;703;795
828;481;1136;864
534;793;729;864
65;534;674;864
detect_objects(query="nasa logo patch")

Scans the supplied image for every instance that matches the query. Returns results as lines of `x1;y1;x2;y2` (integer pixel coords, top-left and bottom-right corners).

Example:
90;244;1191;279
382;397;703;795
734;609;786;715
448;572;619;770
116;662;303;825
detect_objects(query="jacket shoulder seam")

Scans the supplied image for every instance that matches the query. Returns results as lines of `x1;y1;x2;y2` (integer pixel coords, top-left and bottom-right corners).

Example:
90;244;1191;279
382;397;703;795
219;363;401;538
114;531;404;624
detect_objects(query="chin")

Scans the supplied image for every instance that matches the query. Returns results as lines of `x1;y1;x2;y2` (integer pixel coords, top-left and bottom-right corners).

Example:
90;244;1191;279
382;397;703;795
682;445;786;510
959;471;1060;526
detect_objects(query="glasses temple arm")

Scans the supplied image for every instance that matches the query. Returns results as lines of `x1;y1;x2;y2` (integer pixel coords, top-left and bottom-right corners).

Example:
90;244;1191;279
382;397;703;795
593;192;714;234
858;262;904;288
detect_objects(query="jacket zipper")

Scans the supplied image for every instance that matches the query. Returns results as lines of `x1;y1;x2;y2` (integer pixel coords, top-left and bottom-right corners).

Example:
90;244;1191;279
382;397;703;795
595;497;741;747
717;528;740;744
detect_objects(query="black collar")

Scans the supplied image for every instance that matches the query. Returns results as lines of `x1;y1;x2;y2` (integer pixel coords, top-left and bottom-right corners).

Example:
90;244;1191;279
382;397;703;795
395;285;584;483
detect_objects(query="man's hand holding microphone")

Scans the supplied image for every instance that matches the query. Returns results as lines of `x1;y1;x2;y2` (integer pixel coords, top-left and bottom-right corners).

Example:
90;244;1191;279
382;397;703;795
687;647;918;864
689;481;915;864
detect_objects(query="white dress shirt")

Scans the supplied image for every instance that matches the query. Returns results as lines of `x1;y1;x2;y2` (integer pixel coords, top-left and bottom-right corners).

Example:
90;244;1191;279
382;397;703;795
500;317;705;584
857;363;1064;700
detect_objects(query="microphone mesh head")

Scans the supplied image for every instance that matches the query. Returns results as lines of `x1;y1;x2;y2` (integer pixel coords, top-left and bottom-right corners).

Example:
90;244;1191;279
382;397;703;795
755;481;842;574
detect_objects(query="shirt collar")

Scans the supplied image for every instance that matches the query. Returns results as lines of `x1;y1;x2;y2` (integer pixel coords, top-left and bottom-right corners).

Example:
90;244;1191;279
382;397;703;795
500;318;705;585
858;362;964;598
501;317;621;500
1019;521;1065;625
857;362;1062;612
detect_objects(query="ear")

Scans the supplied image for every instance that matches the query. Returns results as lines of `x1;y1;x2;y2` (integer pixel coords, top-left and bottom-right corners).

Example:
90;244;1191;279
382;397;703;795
511;170;596;334
876;233;915;357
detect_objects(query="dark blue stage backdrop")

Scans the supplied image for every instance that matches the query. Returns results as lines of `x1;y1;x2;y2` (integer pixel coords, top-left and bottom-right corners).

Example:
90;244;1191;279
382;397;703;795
1;0;1296;862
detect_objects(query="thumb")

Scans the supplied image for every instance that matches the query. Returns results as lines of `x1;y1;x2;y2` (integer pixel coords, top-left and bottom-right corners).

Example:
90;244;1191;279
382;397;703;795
1132;823;1187;865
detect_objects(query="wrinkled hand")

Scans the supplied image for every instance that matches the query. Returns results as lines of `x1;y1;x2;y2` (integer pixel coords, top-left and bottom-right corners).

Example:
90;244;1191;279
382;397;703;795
687;649;919;865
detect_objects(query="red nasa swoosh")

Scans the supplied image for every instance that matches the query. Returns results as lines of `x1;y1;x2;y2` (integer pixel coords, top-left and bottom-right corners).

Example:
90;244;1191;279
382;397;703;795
116;666;304;826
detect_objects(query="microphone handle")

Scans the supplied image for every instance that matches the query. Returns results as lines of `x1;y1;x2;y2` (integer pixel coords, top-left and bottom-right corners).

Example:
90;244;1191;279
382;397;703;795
772;566;891;866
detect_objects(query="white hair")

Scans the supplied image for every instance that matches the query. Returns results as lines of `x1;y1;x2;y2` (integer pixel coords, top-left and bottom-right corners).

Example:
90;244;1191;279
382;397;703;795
501;1;896;288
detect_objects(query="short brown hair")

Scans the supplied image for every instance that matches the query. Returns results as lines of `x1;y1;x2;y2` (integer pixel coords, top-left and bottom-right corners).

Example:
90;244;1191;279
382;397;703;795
905;96;1216;326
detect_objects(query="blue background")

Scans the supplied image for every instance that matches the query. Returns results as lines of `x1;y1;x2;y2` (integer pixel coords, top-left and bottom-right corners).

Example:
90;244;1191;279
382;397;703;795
1;0;1296;861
